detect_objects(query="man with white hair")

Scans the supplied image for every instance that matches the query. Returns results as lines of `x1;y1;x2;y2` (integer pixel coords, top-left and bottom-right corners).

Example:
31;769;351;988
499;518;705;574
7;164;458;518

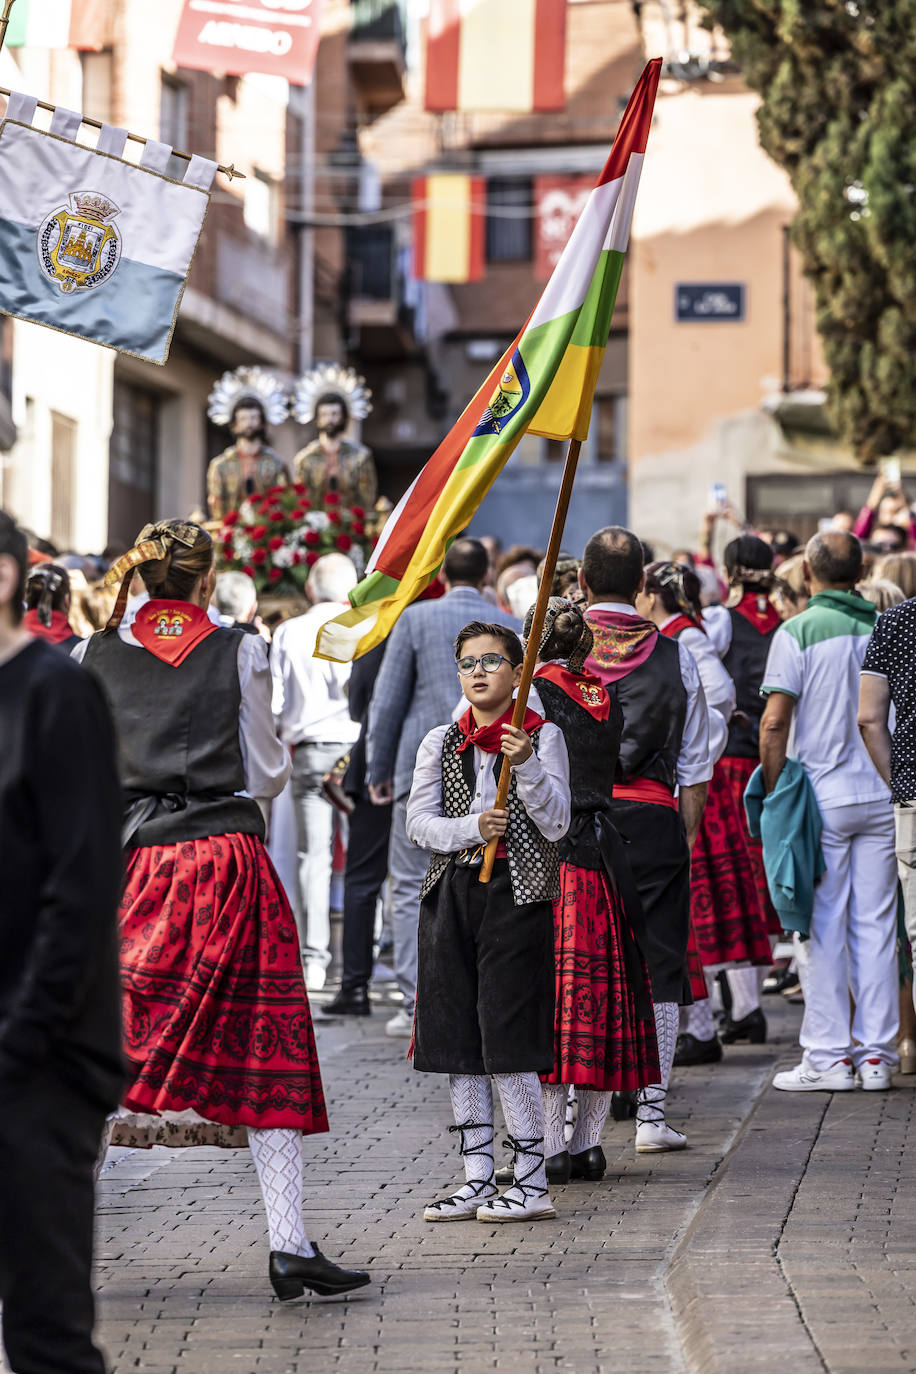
213;569;260;633
272;553;360;988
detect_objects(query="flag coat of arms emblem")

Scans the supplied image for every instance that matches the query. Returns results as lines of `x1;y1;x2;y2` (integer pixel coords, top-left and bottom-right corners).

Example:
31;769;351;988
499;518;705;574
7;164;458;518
0;94;217;364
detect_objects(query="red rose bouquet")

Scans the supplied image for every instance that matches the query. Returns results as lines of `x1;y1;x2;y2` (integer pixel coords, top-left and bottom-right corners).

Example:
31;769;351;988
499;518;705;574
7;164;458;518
218;485;373;595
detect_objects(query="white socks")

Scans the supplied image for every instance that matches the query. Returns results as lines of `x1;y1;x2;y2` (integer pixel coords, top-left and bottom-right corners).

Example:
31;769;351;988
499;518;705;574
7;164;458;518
542;1082;569;1157
493;1071;548;1202
568;1090;610;1154
685;996;716;1041
247;1127;314;1258
727;966;764;1022
637;1001;679;1126
448;1074;495;1199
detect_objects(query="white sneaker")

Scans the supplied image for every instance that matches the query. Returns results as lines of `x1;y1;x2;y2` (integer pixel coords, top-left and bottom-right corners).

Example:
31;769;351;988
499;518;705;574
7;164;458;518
424;1182;496;1221
858;1059;893;1091
773;1057;855;1092
304;960;326;992
385;1008;413;1038
635;1120;688;1153
476;1188;556;1222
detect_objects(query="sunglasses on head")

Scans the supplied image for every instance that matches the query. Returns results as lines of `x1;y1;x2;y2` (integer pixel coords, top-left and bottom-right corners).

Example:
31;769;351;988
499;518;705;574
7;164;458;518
455;652;511;676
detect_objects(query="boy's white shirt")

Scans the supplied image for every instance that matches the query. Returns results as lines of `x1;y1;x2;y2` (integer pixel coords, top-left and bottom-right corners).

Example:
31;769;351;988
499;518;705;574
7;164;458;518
406;718;570;854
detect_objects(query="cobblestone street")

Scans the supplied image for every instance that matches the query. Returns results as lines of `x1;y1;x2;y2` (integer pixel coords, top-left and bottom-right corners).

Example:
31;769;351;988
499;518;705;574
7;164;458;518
6;994;909;1374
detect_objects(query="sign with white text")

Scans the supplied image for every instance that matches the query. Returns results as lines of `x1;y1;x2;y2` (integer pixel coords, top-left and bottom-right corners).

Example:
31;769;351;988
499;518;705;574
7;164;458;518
172;0;325;84
675;282;746;322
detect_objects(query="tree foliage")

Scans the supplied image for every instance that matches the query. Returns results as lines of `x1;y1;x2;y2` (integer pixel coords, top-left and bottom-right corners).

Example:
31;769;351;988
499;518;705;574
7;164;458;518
698;1;916;461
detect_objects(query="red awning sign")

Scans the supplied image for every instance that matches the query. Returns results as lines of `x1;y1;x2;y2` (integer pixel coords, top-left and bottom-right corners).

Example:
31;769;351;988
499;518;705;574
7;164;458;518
172;0;325;84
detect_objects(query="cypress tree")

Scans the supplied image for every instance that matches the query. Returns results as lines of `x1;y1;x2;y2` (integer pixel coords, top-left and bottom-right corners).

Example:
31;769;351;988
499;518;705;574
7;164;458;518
698;2;916;462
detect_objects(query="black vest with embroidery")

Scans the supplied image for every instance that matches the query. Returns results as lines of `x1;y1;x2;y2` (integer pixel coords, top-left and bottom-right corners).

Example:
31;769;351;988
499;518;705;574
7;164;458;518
723;607;776;758
420;722;561;906
83;628;264;847
610;636;687;790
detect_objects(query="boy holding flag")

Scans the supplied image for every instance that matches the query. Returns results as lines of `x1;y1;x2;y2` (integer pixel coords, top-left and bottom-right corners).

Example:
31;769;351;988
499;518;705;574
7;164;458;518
406;622;570;1222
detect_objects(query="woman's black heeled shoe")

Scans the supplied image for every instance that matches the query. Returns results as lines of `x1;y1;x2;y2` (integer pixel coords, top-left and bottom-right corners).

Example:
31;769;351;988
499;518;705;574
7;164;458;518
269;1246;371;1301
611;1091;637;1121
545;1149;571;1184
569;1146;606;1181
719;1007;767;1045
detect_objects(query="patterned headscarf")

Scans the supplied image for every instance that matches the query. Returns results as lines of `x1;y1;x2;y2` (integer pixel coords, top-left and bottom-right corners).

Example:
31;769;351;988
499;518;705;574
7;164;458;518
103;520;202;630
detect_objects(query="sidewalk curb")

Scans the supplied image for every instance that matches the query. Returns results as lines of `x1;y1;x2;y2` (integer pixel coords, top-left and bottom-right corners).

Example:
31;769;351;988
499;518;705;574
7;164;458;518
666;1067;830;1373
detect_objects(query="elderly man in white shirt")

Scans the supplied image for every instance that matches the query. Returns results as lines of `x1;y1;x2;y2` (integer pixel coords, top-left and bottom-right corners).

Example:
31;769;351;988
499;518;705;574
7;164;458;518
271;553;360;989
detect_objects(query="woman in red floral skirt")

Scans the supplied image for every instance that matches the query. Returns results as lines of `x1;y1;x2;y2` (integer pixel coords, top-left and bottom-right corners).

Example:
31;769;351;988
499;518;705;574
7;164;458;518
526;598;659;1183
76;519;369;1302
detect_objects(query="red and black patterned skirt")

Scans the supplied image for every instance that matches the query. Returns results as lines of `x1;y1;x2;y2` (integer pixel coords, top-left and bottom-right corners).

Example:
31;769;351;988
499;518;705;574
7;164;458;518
717;755;782;937
119;832;328;1134
543;862;660;1092
689;761;773;968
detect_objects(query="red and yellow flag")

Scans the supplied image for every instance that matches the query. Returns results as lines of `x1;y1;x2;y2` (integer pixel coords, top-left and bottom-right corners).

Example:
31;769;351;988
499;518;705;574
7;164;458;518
424;0;567;113
317;59;661;663
412;174;485;283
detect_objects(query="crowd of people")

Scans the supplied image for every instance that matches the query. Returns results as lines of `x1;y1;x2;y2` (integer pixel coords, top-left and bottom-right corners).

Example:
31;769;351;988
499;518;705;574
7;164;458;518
4;476;916;1371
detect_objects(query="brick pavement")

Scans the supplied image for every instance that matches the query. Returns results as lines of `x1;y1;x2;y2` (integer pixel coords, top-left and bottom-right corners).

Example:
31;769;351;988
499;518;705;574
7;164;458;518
5;993;916;1373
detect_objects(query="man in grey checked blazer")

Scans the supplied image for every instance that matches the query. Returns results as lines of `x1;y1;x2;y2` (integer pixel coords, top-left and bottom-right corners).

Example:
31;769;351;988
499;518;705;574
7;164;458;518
366;538;521;1035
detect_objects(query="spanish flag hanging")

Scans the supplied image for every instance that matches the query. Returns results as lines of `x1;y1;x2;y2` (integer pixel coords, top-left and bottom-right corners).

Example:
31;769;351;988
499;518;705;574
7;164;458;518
412;173;485;284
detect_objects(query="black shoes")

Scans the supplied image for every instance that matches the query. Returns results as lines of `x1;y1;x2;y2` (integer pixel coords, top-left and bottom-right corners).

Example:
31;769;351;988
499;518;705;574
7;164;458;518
611;1091;637;1121
570;1146;606;1181
673;1032;723;1067
269;1247;371;1301
546;1149;571;1183
321;986;371;1017
719;1007;767;1045
762;965;795;995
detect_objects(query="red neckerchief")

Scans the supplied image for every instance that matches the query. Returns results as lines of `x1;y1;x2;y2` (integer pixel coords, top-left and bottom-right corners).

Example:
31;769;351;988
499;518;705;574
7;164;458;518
733;589;780;634
132;599;218;666
455;704;543;753
585;609;658;684
24;608;75;645
661;613;705;640
534;662;610;721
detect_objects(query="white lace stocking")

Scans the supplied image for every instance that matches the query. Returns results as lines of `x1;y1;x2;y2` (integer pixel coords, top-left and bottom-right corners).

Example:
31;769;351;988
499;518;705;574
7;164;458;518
447;1074;494;1197
493;1071;548;1202
727;966;763;1022
541;1082;569;1157
568;1089;611;1154
637;1001;679;1126
247;1127;314;1258
685;996;716;1041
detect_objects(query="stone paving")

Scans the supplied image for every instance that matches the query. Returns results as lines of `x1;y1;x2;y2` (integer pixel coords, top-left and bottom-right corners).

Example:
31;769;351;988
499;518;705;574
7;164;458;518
6;991;916;1373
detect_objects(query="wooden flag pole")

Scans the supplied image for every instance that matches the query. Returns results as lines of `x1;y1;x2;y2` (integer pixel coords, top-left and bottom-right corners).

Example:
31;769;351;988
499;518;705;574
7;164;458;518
479;436;583;884
0;0;16;54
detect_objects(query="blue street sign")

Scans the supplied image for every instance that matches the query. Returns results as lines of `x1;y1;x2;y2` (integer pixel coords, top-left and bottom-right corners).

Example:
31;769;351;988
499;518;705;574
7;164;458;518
675;283;746;322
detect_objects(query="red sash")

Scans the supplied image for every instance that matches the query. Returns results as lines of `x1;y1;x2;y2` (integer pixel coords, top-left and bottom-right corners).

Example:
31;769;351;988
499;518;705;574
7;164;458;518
612;778;678;810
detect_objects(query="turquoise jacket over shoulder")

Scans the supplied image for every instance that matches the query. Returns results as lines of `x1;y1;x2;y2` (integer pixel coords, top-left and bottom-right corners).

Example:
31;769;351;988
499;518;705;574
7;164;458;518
744;758;825;937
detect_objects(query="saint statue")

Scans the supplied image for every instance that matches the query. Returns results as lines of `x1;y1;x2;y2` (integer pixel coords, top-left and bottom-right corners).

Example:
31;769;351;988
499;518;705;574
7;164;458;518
291;364;377;511
205;367;291;521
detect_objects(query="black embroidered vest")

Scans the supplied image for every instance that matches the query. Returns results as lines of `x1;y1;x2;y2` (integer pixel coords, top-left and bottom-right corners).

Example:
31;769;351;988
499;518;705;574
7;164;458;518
420;722;561;906
610;636;687;790
83;628;264;847
723;608;776;758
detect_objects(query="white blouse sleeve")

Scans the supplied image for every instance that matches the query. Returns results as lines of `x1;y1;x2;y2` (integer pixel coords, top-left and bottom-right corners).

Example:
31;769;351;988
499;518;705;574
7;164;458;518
702;604;732;659
237;634;291;799
512;719;570;839
406;727;483;854
675;641;714;786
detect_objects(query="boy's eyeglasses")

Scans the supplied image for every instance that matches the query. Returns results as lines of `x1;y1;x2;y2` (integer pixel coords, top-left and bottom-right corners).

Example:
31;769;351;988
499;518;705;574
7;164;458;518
456;653;510;676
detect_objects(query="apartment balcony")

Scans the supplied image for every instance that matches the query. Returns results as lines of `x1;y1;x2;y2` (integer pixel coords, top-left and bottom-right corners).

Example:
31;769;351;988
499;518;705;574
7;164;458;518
346;224;416;359
348;0;407;118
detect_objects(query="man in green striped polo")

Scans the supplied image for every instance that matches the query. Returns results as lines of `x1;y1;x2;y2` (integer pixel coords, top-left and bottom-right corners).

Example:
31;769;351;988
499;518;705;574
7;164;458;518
758;531;897;1093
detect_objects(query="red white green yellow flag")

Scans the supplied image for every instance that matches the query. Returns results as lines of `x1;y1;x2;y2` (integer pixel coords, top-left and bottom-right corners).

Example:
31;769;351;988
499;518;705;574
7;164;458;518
317;58;661;663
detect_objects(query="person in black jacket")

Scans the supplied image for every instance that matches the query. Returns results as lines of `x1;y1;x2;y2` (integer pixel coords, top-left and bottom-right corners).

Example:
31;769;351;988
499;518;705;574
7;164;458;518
0;510;123;1374
322;641;392;1016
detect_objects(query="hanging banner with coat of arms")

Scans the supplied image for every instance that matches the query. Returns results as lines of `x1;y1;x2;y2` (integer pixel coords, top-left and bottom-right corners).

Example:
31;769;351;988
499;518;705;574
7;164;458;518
0;92;217;365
